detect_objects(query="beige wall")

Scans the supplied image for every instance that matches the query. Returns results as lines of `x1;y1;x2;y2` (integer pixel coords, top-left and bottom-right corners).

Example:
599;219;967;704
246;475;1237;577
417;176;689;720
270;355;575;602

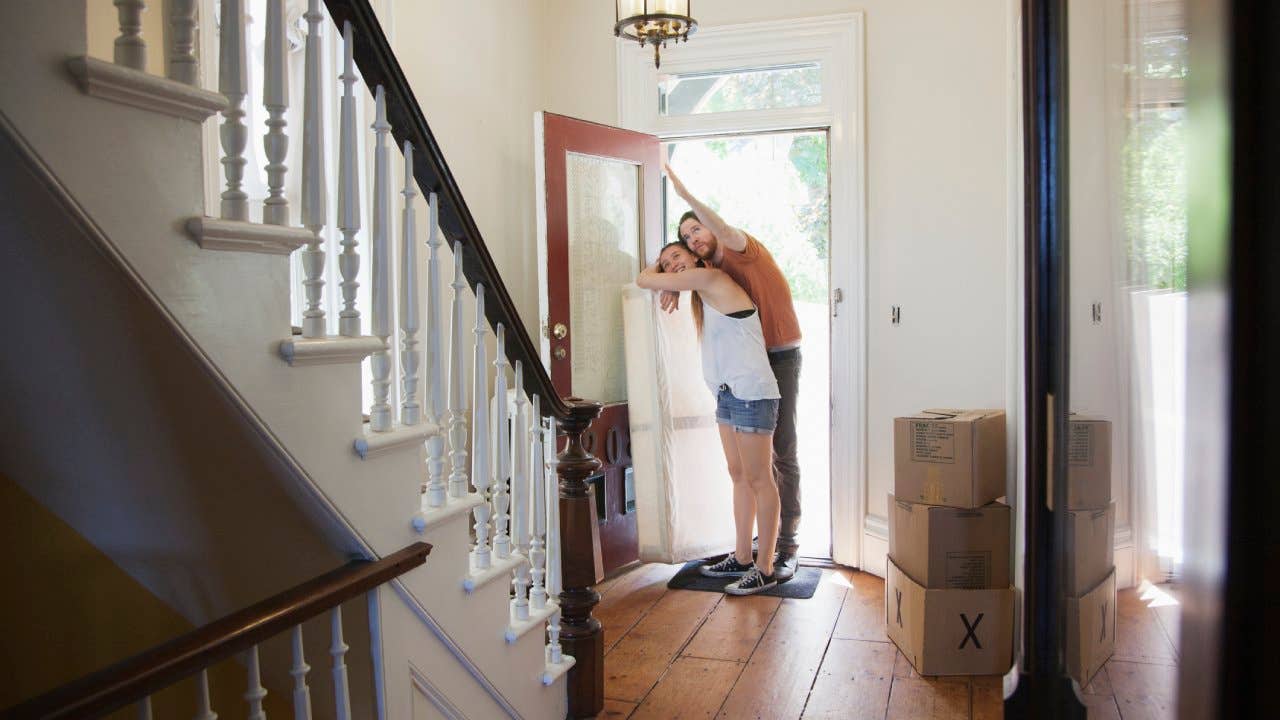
392;0;1018;550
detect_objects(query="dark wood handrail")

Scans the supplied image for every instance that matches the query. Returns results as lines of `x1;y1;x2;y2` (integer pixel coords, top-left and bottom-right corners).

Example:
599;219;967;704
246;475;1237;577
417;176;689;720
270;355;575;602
1;542;431;720
322;0;573;420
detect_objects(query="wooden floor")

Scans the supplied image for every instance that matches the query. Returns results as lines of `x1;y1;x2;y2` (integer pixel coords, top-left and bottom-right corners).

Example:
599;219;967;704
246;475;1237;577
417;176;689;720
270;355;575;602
592;564;1181;719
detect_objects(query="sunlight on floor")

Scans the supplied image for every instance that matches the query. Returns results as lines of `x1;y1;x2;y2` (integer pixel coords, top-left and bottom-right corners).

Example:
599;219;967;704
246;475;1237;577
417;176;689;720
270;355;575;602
1138;580;1181;608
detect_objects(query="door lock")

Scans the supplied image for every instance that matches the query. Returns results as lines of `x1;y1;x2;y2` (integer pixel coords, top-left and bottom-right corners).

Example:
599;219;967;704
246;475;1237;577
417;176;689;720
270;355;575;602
554;346;567;360
552;322;568;340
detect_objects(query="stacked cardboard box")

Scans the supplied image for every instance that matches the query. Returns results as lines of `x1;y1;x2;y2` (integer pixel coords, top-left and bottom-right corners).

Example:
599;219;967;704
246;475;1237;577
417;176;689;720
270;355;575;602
885;409;1014;676
1065;415;1117;687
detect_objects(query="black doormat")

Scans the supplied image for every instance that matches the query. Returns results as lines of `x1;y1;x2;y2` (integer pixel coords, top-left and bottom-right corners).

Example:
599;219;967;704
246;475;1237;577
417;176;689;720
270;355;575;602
666;556;822;599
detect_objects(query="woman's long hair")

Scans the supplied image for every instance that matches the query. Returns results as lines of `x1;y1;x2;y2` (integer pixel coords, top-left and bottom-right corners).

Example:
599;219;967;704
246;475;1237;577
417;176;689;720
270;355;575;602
657;240;705;335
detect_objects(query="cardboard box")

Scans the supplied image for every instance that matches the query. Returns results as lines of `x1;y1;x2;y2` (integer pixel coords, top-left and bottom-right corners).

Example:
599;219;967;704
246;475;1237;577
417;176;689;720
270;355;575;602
1067;568;1117;687
884;557;1014;677
894;409;1006;508
888;494;1011;589
1065;503;1115;596
1067;415;1112;509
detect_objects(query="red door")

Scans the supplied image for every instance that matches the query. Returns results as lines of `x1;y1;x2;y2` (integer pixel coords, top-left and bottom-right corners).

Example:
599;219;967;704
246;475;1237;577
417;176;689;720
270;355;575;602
535;112;662;574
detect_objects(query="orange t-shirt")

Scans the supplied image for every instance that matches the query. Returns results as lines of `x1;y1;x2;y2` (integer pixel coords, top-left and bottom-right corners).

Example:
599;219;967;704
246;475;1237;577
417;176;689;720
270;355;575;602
711;233;802;350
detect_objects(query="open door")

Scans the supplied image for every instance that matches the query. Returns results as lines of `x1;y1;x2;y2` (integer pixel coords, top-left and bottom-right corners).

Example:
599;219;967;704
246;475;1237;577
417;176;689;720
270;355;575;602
534;112;662;574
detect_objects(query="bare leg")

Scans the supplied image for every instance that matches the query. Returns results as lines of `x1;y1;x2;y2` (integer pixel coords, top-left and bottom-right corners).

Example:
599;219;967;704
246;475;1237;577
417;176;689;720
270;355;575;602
735;430;779;575
718;423;755;566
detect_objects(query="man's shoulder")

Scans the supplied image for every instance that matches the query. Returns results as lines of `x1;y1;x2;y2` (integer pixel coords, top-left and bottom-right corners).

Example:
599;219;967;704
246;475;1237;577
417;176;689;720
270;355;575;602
720;232;764;264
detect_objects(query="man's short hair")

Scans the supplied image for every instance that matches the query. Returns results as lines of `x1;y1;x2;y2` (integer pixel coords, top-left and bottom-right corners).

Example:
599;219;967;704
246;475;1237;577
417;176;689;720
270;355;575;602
677;211;699;240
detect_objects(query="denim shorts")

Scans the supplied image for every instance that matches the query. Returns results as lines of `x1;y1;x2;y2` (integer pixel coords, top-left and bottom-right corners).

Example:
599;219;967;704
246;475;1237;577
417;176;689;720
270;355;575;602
715;385;780;434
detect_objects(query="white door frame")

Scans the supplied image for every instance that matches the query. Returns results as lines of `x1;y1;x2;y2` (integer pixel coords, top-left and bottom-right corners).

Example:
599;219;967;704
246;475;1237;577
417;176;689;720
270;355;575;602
617;14;867;567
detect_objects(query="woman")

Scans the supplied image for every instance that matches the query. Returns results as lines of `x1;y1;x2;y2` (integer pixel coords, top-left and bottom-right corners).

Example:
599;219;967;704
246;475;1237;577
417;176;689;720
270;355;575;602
637;240;782;595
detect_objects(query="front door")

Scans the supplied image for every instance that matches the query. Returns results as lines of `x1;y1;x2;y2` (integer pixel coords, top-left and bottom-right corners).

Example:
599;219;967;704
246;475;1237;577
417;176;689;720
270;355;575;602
534;112;662;574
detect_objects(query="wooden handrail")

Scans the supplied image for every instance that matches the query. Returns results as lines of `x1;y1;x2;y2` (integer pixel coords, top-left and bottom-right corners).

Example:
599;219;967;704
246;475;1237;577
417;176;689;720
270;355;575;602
322;0;573;420
1;542;431;720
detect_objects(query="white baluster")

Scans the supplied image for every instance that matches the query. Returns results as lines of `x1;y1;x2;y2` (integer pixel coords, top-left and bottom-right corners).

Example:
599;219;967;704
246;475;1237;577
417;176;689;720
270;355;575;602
195;668;218;720
491;326;511;559
337;22;362;337
399;142;421;427
470;285;492;570
369;86;393;431
114;0;147;71
244;644;267;720
262;0;289;225
290;625;313;720
546;453;563;664
529;394;548;611
423;194;446;506
330;606;352;720
136;696;153;720
218;0;249;221
299;0;327;338
447;244;470;498
167;0;198;85
511;364;531;621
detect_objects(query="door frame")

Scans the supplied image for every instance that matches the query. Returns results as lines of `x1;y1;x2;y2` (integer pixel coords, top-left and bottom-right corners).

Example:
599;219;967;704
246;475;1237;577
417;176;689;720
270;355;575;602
617;14;868;567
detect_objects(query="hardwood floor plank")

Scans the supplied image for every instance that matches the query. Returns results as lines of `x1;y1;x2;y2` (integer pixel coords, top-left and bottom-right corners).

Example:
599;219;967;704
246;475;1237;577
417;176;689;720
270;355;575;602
1082;665;1114;696
971;675;1003;720
716;569;852;720
1083;694;1122;720
1112;589;1177;666
596;563;683;653
1106;660;1177;720
832;570;889;642
892;650;971;684
886;675;970;720
605;589;723;702
684;594;782;663
631;656;744;720
599;698;638;719
800;638;896;719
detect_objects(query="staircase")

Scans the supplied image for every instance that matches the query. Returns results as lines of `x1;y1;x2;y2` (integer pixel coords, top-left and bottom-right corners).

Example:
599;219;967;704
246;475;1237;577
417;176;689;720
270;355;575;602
0;0;603;717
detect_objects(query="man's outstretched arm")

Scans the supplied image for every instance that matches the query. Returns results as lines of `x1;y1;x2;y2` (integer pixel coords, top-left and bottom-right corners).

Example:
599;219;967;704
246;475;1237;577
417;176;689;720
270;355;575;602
665;163;748;253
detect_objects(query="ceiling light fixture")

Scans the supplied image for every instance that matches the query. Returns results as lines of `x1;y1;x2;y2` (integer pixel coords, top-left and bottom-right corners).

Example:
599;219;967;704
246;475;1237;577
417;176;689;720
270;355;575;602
615;1;698;69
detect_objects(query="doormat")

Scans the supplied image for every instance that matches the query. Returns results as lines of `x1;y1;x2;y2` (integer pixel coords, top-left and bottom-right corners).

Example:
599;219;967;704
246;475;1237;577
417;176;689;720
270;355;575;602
666;557;821;599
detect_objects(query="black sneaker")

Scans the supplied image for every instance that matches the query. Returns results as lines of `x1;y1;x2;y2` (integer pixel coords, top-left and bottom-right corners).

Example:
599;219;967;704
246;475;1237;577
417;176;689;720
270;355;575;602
725;566;777;596
700;555;753;578
772;552;798;582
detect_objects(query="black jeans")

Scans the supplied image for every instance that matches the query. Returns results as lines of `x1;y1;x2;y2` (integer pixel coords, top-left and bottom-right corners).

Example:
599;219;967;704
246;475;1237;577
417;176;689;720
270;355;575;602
768;347;802;555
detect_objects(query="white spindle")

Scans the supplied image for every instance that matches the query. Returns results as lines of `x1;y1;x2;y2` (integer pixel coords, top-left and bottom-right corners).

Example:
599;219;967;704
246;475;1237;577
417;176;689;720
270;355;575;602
114;0;147;71
299;0;327;338
423;194;446;506
330;607;353;720
399;142;421;427
136;696;153;720
218;0;249;221
245;644;267;720
447;244;470;498
511;364;531;621
547;455;563;664
167;0;198;84
491;326;511;559
470;286;492;570
369;86;393;431
337;21;362;337
262;0;289;225
195;668;217;720
529;394;548;611
290;625;313;720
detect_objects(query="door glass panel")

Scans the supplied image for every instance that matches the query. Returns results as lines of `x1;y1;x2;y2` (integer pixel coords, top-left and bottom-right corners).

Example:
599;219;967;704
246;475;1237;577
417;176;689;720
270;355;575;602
658;63;823;116
566;151;642;404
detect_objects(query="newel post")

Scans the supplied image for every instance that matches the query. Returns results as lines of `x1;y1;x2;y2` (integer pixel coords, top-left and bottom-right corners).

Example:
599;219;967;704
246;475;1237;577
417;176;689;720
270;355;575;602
555;398;605;718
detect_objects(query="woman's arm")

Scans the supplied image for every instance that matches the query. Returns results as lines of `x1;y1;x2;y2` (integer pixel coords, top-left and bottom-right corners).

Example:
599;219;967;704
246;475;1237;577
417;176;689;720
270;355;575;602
636;263;722;292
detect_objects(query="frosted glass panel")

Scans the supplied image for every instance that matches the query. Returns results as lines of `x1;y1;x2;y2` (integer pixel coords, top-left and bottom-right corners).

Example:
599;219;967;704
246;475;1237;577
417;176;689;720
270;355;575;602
566;152;642;404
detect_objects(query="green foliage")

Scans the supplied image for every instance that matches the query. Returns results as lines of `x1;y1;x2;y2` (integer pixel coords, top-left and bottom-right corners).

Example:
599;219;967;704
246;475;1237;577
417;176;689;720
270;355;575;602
1124;109;1187;291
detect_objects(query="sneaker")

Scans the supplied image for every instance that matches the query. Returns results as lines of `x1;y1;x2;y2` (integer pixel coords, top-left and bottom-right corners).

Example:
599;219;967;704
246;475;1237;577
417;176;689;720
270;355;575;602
772;552;798;582
725;565;777;596
700;555;753;578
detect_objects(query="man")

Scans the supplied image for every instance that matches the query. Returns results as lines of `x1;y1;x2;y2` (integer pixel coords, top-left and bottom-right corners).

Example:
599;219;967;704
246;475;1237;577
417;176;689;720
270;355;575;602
662;164;803;581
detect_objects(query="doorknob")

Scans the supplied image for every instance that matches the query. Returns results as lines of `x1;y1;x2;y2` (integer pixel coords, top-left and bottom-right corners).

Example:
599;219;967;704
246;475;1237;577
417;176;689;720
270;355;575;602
552;322;568;340
554;346;567;360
